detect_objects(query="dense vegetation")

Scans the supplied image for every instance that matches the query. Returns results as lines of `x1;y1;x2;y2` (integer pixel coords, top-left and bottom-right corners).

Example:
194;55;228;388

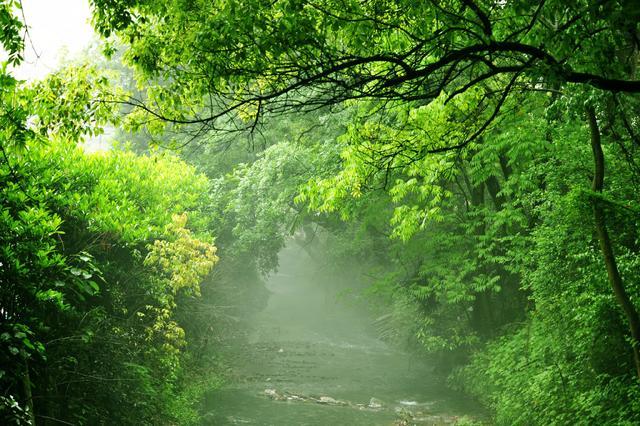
2;0;640;424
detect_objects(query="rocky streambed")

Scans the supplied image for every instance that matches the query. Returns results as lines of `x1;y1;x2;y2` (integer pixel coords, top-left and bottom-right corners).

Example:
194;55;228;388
201;245;484;425
260;388;472;425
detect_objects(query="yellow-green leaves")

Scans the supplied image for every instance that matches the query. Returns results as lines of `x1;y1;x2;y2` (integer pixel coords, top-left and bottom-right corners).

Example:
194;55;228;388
145;213;218;300
141;213;218;373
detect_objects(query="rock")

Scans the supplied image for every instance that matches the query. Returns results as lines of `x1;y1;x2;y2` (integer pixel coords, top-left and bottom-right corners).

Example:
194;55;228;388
368;397;384;409
319;396;337;404
286;395;305;402
264;388;279;399
318;396;346;405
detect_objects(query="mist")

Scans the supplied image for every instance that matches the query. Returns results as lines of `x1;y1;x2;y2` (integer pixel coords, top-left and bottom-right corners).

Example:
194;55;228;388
202;241;482;425
3;2;640;425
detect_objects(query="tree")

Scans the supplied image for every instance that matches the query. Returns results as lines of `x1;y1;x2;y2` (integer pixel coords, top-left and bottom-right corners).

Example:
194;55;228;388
1;136;220;424
89;0;640;382
90;0;640;141
0;7;221;421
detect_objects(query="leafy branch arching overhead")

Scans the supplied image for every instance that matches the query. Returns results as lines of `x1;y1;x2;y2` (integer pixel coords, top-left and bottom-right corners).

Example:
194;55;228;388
91;0;640;141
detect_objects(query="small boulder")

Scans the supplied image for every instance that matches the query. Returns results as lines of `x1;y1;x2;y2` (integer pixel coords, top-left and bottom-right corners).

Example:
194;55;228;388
319;396;336;404
368;397;384;409
264;388;279;399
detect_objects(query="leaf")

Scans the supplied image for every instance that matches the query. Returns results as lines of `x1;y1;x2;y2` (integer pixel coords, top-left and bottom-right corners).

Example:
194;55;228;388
21;339;35;351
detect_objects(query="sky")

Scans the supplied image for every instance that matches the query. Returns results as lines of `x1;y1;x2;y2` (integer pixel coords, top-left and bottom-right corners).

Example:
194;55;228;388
11;0;113;151
13;0;95;81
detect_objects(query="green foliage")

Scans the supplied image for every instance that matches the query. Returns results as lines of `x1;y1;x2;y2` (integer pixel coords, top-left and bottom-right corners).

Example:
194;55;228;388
85;0;640;423
0;0;639;424
0;395;31;425
86;0;640;421
456;317;640;425
451;96;640;423
87;0;640;142
179;109;347;275
29;65;119;140
208;140;336;272
0;0;24;65
0;138;218;424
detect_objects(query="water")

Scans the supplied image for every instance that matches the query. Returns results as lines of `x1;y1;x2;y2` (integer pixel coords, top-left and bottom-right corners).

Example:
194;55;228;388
202;244;482;425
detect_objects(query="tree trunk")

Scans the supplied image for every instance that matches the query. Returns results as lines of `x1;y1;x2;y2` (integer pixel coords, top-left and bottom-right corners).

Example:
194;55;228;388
587;106;640;381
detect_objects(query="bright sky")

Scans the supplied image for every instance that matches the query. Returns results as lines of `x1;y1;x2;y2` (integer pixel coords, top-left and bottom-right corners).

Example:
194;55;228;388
10;1;112;150
13;0;94;81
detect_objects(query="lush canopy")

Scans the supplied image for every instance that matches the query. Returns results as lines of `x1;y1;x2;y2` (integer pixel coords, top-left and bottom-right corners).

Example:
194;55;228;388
1;0;640;424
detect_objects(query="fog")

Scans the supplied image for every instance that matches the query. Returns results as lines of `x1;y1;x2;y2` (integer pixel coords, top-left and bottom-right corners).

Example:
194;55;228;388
202;242;481;425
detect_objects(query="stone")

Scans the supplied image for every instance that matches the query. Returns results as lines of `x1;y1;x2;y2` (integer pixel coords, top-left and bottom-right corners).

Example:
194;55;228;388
368;397;384;409
264;388;278;399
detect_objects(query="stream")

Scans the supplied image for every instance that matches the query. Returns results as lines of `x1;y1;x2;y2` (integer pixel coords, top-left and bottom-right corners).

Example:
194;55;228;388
202;244;483;425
